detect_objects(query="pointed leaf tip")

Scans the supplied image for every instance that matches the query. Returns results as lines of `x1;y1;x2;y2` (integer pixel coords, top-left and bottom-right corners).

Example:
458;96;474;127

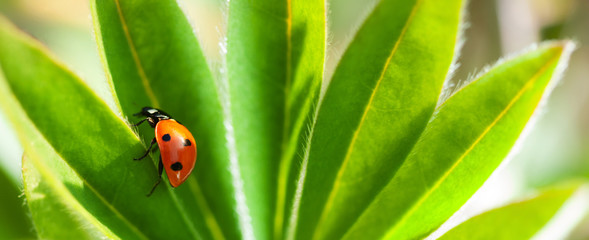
344;41;575;240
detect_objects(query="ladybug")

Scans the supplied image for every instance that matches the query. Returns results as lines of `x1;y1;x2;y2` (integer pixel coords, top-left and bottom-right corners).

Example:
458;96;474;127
133;107;197;196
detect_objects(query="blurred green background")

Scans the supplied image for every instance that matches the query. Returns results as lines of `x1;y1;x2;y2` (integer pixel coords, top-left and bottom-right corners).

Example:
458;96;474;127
0;0;587;238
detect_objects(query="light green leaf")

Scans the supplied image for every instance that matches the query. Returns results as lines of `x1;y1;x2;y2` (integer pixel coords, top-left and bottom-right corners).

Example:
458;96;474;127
274;0;326;239
91;1;232;239
439;185;578;240
23;148;145;240
0;35;141;239
289;0;463;239
0;16;210;239
344;41;575;240
23;155;115;240
227;0;325;239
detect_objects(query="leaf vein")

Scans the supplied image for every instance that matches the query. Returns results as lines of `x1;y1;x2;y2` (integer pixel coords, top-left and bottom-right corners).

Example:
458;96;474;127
381;54;559;239
274;0;293;238
187;178;226;240
311;1;424;238
28;143;148;240
113;0;160;108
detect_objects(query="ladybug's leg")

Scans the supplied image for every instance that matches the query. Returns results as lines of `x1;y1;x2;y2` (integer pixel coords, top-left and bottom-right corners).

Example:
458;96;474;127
132;118;148;127
134;138;156;160
146;155;164;197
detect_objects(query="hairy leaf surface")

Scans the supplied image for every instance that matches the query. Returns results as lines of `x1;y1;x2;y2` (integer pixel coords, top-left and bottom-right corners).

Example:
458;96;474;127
227;0;325;238
290;0;463;239
0;17;212;239
439;185;578;240
91;1;232;238
345;42;574;240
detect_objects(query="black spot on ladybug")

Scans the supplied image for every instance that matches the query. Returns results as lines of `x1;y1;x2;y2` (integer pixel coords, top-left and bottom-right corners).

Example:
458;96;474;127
171;162;183;171
184;139;191;146
162;134;171;141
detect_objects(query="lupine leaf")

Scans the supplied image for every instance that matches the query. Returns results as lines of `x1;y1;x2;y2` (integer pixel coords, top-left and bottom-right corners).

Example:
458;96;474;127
439;185;578;240
227;0;325;238
289;0;463;239
0;16;211;239
275;0;326;239
0;163;34;239
345;41;574;240
91;0;233;239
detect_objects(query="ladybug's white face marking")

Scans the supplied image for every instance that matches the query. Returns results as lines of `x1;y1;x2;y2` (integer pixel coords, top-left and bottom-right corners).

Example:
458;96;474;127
146;108;159;114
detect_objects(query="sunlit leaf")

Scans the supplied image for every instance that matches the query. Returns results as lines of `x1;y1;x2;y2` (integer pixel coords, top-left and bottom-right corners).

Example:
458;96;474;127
0;0;581;239
289;0;464;239
227;0;325;238
345;41;575;240
438;185;578;240
23;152;126;240
91;0;232;239
0;16;210;239
275;0;326;239
0;37;141;239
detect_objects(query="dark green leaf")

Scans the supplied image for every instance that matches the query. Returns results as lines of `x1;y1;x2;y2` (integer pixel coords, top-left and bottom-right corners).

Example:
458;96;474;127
0;165;34;239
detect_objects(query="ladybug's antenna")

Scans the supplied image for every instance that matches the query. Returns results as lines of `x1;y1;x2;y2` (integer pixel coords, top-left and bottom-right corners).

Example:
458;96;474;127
133;107;156;117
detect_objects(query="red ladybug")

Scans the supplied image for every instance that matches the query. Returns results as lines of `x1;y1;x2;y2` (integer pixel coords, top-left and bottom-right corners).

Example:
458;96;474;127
133;107;197;196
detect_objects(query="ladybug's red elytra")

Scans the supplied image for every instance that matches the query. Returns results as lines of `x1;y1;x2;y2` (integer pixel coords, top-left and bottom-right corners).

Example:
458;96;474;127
133;107;197;196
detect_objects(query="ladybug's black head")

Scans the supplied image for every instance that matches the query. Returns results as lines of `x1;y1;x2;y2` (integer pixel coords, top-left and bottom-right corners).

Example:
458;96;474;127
133;107;171;127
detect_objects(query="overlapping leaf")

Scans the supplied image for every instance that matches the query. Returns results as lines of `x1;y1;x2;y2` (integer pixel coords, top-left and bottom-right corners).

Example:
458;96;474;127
22;149;134;240
91;0;232;239
344;42;574;239
0;0;581;239
274;0;326;239
289;0;463;239
0;160;33;239
439;185;579;239
226;0;325;239
23;156;115;240
0;16;212;239
0;65;117;239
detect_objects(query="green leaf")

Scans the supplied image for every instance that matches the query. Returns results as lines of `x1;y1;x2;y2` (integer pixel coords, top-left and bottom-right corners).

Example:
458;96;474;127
0;40;140;240
289;0;463;239
23;155;115;240
23;148;138;240
344;41;575;240
0;16;211;239
439;185;578;240
274;0;326;239
226;2;287;238
227;0;325;239
0;165;34;239
91;1;232;239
